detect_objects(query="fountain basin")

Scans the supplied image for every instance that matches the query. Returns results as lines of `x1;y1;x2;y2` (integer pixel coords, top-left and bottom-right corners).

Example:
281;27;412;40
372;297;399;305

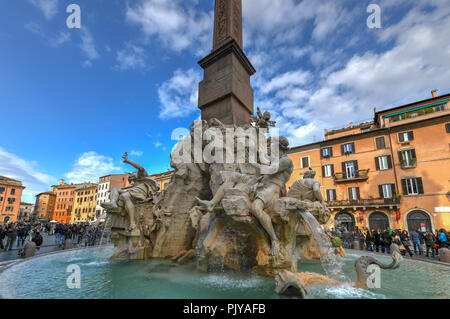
0;246;448;299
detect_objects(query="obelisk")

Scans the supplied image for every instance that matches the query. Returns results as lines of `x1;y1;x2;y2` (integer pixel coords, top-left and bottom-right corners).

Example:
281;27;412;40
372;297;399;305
198;0;256;125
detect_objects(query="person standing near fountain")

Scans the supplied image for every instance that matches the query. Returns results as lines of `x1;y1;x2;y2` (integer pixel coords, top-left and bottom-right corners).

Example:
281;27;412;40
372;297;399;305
102;152;160;232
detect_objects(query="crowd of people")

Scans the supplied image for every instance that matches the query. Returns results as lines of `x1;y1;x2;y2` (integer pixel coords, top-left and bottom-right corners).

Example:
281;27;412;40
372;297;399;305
331;225;449;258
0;221;108;255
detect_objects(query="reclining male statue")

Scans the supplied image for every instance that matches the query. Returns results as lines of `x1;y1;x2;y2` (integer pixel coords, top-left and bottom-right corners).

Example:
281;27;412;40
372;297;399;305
197;136;293;257
102;152;160;232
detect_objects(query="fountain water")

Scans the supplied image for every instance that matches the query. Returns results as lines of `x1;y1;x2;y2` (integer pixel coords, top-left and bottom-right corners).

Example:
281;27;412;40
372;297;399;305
299;211;349;283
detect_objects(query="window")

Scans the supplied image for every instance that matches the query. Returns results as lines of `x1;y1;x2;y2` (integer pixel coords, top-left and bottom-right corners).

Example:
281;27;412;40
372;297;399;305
10;188;15;195
0;187;4;194
402;178;424;195
326;189;336;201
398;131;414;142
375;155;392;170
344;162;356;178
322;164;334;177
301;156;310;168
321;147;332;158
399;149;417;167
342;143;355;154
375;136;386;149
348;187;360;200
379;184;395;199
446;123;450;133
6;206;13;212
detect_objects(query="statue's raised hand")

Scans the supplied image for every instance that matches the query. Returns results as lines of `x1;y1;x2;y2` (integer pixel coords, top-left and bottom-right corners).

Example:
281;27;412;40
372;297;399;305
122;152;129;163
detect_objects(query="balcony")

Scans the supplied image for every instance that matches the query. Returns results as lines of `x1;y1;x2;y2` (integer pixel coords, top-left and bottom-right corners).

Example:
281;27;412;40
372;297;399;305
334;169;370;183
400;159;417;169
327;198;401;209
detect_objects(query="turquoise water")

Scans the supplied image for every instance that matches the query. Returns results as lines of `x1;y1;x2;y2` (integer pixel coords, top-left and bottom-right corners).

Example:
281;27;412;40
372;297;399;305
0;246;448;299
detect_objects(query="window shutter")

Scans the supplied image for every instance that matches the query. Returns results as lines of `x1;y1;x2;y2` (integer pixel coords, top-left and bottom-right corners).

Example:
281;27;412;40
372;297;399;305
408;131;414;141
398;151;403;163
375;157;380;170
417;178;424;194
390;184;396;196
348;188;352;200
353;160;359;172
398;133;404;143
320;149;324;159
356;187;360;199
378;185;384;198
351;142;355;153
330;164;334;176
342;162;346;178
411;149;416;159
332;189;337;201
446;123;450;133
387;155;393;169
401;179;407;195
341;144;345;155
329;147;333;157
322;166;325;177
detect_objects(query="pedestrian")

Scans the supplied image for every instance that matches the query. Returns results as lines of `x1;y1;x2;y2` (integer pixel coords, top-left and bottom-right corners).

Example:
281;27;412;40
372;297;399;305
400;230;414;257
365;230;373;251
425;231;436;258
5;224;18;251
382;229;392;254
438;229;448;249
32;231;43;249
409;229;422;255
0;224;6;250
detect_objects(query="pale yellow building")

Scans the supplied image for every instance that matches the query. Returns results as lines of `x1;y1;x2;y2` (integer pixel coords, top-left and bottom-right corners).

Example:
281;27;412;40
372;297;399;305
72;183;98;223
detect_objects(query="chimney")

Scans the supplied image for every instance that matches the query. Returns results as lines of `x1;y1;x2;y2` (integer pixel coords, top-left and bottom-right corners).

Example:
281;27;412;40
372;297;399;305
431;89;438;98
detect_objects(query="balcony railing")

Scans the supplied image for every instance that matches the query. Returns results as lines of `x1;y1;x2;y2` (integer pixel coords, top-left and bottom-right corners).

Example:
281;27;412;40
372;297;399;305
400;159;417;169
334;169;370;182
327;198;401;208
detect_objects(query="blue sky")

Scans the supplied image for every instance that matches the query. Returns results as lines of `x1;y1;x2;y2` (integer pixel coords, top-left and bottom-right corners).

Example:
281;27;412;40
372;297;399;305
0;0;449;202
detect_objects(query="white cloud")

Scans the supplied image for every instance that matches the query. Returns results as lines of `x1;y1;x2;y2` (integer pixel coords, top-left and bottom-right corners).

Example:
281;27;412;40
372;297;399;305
158;68;201;119
130;150;143;157
28;0;58;20
126;0;213;56
24;22;70;47
248;0;450;146
65;152;120;184
79;28;99;67
115;43;147;71
0;147;56;203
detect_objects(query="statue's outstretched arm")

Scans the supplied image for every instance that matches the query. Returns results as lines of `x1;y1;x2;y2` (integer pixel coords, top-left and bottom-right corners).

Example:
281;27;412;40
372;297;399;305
313;183;325;202
123;152;146;173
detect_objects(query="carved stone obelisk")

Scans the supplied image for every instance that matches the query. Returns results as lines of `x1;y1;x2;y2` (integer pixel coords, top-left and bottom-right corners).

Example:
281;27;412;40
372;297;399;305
198;0;256;126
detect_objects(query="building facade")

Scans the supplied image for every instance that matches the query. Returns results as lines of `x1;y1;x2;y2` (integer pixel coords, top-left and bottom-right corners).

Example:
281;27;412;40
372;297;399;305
51;179;76;224
0;176;25;223
34;192;56;222
150;170;174;192
287;91;450;232
96;173;130;219
18;202;34;222
73;183;98;223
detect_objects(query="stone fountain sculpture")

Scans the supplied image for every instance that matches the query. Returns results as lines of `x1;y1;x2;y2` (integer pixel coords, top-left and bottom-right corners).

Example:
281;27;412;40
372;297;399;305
99;0;403;298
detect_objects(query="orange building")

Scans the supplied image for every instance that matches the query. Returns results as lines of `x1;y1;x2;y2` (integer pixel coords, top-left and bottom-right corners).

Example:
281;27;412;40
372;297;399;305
287;90;450;232
0;176;25;223
34;191;56;222
51;179;77;224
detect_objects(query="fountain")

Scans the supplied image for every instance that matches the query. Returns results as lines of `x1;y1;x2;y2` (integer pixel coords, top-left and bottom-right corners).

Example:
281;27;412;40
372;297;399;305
1;0;449;300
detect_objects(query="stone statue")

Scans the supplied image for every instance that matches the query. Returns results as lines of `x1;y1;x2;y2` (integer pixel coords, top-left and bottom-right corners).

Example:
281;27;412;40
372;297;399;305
250;107;276;129
102;152;159;232
197;136;293;256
